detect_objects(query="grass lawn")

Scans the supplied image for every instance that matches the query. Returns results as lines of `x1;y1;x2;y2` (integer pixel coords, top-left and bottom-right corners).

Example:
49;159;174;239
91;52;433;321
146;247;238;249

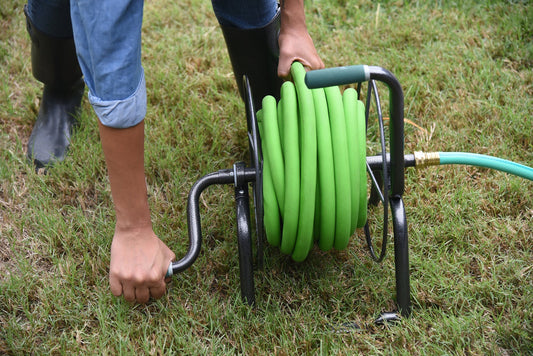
1;0;532;354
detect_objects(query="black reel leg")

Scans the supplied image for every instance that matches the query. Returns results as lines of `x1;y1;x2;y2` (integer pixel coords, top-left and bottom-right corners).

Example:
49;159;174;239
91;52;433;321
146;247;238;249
373;197;410;323
363;78;411;320
391;196;410;317
234;162;255;305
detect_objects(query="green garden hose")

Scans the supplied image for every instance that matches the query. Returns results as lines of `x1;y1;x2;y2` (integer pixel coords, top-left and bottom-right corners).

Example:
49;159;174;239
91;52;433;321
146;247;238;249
257;62;367;262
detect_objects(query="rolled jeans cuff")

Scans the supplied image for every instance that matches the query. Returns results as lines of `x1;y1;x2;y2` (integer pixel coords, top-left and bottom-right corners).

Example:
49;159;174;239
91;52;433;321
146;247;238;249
89;69;147;129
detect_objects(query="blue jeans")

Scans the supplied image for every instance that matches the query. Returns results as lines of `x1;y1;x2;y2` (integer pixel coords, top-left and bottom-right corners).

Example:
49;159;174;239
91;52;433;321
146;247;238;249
26;0;278;128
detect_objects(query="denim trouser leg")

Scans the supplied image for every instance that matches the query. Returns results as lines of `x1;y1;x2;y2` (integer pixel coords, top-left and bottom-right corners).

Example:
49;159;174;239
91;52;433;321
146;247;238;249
70;0;146;128
68;0;277;128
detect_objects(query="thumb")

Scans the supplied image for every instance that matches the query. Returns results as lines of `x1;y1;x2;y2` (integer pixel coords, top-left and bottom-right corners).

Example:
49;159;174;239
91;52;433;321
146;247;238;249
277;56;295;80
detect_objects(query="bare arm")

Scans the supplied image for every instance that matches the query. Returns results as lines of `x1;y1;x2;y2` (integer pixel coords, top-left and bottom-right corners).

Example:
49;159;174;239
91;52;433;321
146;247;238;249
278;0;324;78
99;121;175;304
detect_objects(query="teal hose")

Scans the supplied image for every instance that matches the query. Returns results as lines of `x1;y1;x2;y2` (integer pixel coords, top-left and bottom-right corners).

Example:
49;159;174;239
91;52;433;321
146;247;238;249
439;152;533;181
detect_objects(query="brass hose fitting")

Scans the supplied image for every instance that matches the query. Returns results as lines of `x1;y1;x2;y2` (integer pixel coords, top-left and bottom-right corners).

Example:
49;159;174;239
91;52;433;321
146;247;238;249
414;151;440;169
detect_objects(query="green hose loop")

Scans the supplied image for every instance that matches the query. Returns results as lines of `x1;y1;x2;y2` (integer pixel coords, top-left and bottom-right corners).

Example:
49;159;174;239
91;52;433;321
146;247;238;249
257;104;281;247
324;85;352;250
312;87;336;251
355;99;368;228
258;62;368;261
262;95;285;212
279;81;300;255
344;88;361;234
291;62;318;261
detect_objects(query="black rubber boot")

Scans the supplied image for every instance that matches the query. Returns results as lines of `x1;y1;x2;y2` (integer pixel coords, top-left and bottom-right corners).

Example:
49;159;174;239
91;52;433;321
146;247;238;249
25;8;84;168
219;10;283;111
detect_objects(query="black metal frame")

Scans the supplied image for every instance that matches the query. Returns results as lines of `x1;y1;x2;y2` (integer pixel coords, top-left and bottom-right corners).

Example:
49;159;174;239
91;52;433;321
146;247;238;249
169;67;412;319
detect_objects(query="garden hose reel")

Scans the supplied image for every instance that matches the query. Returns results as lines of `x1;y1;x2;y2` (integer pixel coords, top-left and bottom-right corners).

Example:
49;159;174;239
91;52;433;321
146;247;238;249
166;62;533;321
167;63;413;320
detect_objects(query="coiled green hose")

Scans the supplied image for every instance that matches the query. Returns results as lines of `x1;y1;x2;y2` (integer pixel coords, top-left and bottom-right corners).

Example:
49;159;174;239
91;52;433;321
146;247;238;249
257;62;367;262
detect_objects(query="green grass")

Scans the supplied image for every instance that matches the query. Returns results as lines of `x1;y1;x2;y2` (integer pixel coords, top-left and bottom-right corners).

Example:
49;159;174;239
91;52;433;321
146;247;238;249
1;0;532;354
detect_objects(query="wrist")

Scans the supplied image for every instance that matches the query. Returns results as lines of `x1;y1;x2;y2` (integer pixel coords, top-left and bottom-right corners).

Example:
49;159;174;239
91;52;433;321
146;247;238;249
113;195;152;232
114;216;153;236
280;0;307;32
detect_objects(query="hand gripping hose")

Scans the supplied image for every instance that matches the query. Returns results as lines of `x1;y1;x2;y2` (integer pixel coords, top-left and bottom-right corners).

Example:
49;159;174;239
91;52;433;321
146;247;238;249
257;62;368;262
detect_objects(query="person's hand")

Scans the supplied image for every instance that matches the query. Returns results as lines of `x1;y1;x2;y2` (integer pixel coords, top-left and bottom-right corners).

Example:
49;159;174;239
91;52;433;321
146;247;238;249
109;225;175;304
277;24;324;79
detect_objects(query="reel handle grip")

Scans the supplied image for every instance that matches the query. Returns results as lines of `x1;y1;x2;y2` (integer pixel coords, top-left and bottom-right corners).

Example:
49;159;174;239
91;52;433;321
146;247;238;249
305;65;370;88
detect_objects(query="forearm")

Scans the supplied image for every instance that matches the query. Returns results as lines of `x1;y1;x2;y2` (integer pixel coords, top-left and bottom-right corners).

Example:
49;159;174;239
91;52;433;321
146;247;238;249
98;121;152;232
98;120;175;303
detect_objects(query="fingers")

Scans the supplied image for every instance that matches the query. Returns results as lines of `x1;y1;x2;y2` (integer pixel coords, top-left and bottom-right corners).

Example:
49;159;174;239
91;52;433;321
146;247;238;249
278;56;294;79
135;287;150;304
122;284;137;303
111;273;168;304
109;229;176;304
277;32;325;80
149;284;167;300
279;56;325;76
110;254;175;304
109;273;123;297
278;56;326;82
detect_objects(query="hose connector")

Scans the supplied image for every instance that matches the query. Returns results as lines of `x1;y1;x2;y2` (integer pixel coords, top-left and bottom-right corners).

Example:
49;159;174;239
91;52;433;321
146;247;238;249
414;151;440;169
